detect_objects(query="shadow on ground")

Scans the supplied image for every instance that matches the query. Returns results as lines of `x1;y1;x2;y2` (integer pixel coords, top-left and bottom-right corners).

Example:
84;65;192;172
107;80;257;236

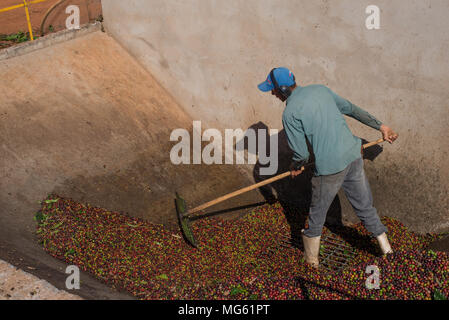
239;121;385;255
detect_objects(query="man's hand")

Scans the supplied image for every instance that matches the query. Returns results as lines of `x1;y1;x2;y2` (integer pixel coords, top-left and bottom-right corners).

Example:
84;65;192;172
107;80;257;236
291;167;304;178
290;160;306;178
380;124;399;144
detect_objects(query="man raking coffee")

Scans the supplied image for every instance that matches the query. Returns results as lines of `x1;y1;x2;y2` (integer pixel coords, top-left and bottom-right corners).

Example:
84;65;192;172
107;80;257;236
258;67;399;268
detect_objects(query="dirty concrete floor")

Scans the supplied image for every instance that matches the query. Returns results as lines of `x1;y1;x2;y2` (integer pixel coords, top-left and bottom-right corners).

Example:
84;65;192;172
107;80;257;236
429;235;449;253
0;259;82;300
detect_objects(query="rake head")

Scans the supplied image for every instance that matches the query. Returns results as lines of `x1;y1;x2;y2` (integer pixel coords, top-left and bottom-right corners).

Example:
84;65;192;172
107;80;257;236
175;192;198;248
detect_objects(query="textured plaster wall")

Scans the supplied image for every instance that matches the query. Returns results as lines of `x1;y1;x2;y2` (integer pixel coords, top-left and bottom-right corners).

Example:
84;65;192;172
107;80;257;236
102;0;448;233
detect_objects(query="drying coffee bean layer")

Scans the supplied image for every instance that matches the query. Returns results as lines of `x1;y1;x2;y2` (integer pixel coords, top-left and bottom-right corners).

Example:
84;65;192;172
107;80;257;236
35;195;448;300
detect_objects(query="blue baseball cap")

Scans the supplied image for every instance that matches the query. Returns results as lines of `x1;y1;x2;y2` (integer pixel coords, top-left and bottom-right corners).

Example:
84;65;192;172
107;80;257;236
258;67;296;92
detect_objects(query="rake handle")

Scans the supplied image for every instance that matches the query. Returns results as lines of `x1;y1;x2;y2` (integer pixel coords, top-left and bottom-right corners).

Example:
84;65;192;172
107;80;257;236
362;138;385;149
186;138;386;216
187;170;294;216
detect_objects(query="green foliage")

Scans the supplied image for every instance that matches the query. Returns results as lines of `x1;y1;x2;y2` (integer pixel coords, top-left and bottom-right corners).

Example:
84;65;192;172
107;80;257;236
127;223;140;228
44;199;59;204
34;211;44;223
65;248;75;257
320;244;326;256
34;198;59;224
51;221;64;230
230;285;248;296
3;31;29;43
434;289;448;300
156;274;169;280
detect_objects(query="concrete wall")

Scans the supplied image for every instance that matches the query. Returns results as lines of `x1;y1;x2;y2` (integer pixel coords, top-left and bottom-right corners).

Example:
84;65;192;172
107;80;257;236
102;0;449;233
0;29;264;298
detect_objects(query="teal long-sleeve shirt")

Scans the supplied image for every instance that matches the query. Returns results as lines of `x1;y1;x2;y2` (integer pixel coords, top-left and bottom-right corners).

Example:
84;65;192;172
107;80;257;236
282;84;383;176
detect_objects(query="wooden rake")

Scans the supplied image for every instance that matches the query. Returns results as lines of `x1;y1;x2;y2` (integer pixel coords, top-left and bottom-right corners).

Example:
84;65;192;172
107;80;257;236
175;138;385;248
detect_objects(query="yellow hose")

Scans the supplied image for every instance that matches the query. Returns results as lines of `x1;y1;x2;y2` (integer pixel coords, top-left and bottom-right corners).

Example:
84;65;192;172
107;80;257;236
39;0;67;36
23;0;34;40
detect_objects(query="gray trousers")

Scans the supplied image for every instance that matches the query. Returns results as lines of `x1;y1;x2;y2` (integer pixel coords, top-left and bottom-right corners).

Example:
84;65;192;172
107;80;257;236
303;157;387;238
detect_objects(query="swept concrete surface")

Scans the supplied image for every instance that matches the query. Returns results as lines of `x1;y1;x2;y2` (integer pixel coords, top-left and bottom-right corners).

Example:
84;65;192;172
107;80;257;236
0;28;263;299
102;0;449;234
0;259;81;300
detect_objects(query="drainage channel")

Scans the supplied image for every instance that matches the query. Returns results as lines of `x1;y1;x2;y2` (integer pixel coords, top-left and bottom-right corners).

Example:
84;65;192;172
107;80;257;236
259;232;356;273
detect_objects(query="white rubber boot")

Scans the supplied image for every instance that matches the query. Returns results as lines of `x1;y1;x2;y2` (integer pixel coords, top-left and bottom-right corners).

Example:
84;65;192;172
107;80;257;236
301;230;321;268
376;232;393;255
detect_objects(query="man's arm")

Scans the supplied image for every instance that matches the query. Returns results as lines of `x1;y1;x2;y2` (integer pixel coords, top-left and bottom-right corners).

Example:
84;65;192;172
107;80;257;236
282;113;310;175
330;89;399;143
330;89;383;130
